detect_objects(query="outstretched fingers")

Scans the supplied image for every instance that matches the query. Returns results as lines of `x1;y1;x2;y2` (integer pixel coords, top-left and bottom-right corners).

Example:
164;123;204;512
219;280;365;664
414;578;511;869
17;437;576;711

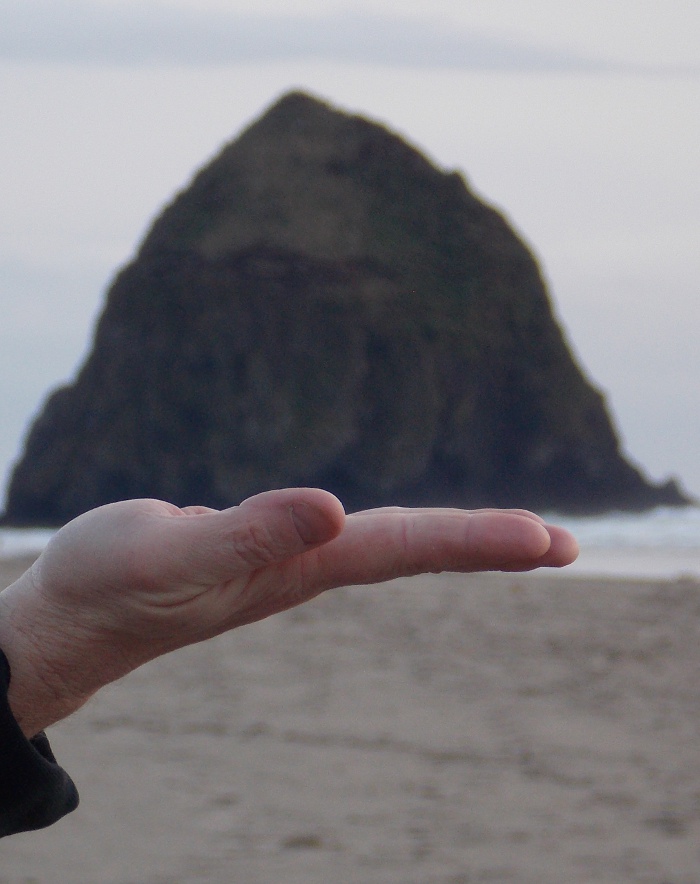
505;522;579;570
300;508;577;593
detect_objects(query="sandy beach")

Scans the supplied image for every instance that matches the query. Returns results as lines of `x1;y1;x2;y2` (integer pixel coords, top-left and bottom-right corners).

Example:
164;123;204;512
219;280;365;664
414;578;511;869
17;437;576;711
1;555;699;883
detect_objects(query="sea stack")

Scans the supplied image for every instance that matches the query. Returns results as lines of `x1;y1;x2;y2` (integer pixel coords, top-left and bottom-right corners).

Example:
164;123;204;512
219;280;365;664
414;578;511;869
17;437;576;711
3;92;690;524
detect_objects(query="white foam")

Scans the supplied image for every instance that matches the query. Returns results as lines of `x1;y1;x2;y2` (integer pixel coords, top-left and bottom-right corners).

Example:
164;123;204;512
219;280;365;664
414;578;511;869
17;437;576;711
1;507;698;580
0;527;56;559
542;506;700;580
547;506;700;549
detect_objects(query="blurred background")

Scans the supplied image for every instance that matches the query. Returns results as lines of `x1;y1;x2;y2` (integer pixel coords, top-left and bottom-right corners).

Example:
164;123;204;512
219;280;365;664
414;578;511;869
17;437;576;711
1;0;698;506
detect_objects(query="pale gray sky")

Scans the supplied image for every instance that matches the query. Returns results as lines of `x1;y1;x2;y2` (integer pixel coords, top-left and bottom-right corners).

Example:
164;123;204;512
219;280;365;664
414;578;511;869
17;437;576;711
1;1;698;504
3;0;698;67
2;1;698;71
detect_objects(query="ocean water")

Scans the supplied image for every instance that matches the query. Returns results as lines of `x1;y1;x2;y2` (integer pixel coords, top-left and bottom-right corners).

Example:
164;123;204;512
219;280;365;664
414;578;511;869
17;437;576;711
0;527;56;559
0;506;698;581
543;506;700;580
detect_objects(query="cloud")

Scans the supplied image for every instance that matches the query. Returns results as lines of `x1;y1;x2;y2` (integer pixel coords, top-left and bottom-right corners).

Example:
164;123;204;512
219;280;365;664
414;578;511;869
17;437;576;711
0;1;661;73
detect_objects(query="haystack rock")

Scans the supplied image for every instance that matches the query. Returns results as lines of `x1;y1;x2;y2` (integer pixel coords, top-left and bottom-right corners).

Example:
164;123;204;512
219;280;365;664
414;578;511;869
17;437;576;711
4;92;690;524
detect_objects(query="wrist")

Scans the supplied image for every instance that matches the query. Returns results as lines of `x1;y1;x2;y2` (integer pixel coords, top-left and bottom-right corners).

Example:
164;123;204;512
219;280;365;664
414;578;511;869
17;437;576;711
0;564;103;737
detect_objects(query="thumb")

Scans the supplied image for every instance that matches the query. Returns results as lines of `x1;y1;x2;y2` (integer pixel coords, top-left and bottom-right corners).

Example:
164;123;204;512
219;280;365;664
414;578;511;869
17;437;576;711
162;488;346;586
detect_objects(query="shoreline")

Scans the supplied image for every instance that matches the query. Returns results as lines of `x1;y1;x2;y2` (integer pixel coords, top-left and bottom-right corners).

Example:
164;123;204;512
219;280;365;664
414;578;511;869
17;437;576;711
3;548;699;583
3;504;699;583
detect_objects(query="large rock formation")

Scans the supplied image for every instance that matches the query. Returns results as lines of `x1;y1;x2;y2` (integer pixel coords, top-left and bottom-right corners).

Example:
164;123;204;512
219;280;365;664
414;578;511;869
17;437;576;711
4;92;690;525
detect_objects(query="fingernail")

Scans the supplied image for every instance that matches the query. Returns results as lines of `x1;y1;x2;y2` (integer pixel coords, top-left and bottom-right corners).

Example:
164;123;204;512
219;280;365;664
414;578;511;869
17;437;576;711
291;503;333;545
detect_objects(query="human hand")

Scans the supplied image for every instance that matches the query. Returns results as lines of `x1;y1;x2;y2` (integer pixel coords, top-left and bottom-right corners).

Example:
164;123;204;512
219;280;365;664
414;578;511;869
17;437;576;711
0;488;577;736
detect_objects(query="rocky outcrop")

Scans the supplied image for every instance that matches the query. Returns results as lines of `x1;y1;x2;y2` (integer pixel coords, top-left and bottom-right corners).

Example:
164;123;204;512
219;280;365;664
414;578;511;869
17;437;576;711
3;92;690;524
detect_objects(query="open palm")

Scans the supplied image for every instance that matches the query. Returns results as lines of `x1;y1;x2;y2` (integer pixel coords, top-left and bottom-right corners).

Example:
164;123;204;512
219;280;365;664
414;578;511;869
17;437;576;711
2;488;577;737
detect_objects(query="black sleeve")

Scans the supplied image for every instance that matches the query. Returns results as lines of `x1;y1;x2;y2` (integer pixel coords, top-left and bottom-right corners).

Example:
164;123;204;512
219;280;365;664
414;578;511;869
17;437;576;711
0;649;79;837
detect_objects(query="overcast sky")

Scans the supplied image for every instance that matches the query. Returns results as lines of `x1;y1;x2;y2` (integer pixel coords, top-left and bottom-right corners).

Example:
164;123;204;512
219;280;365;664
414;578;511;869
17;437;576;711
4;1;696;72
1;0;698;506
3;0;698;69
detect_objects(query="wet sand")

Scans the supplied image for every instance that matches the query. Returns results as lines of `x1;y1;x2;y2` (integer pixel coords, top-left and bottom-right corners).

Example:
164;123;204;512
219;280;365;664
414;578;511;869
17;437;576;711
1;556;699;883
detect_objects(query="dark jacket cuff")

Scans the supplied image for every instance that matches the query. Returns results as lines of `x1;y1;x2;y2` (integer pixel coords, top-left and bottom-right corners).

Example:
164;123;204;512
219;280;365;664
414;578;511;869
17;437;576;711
0;648;79;837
